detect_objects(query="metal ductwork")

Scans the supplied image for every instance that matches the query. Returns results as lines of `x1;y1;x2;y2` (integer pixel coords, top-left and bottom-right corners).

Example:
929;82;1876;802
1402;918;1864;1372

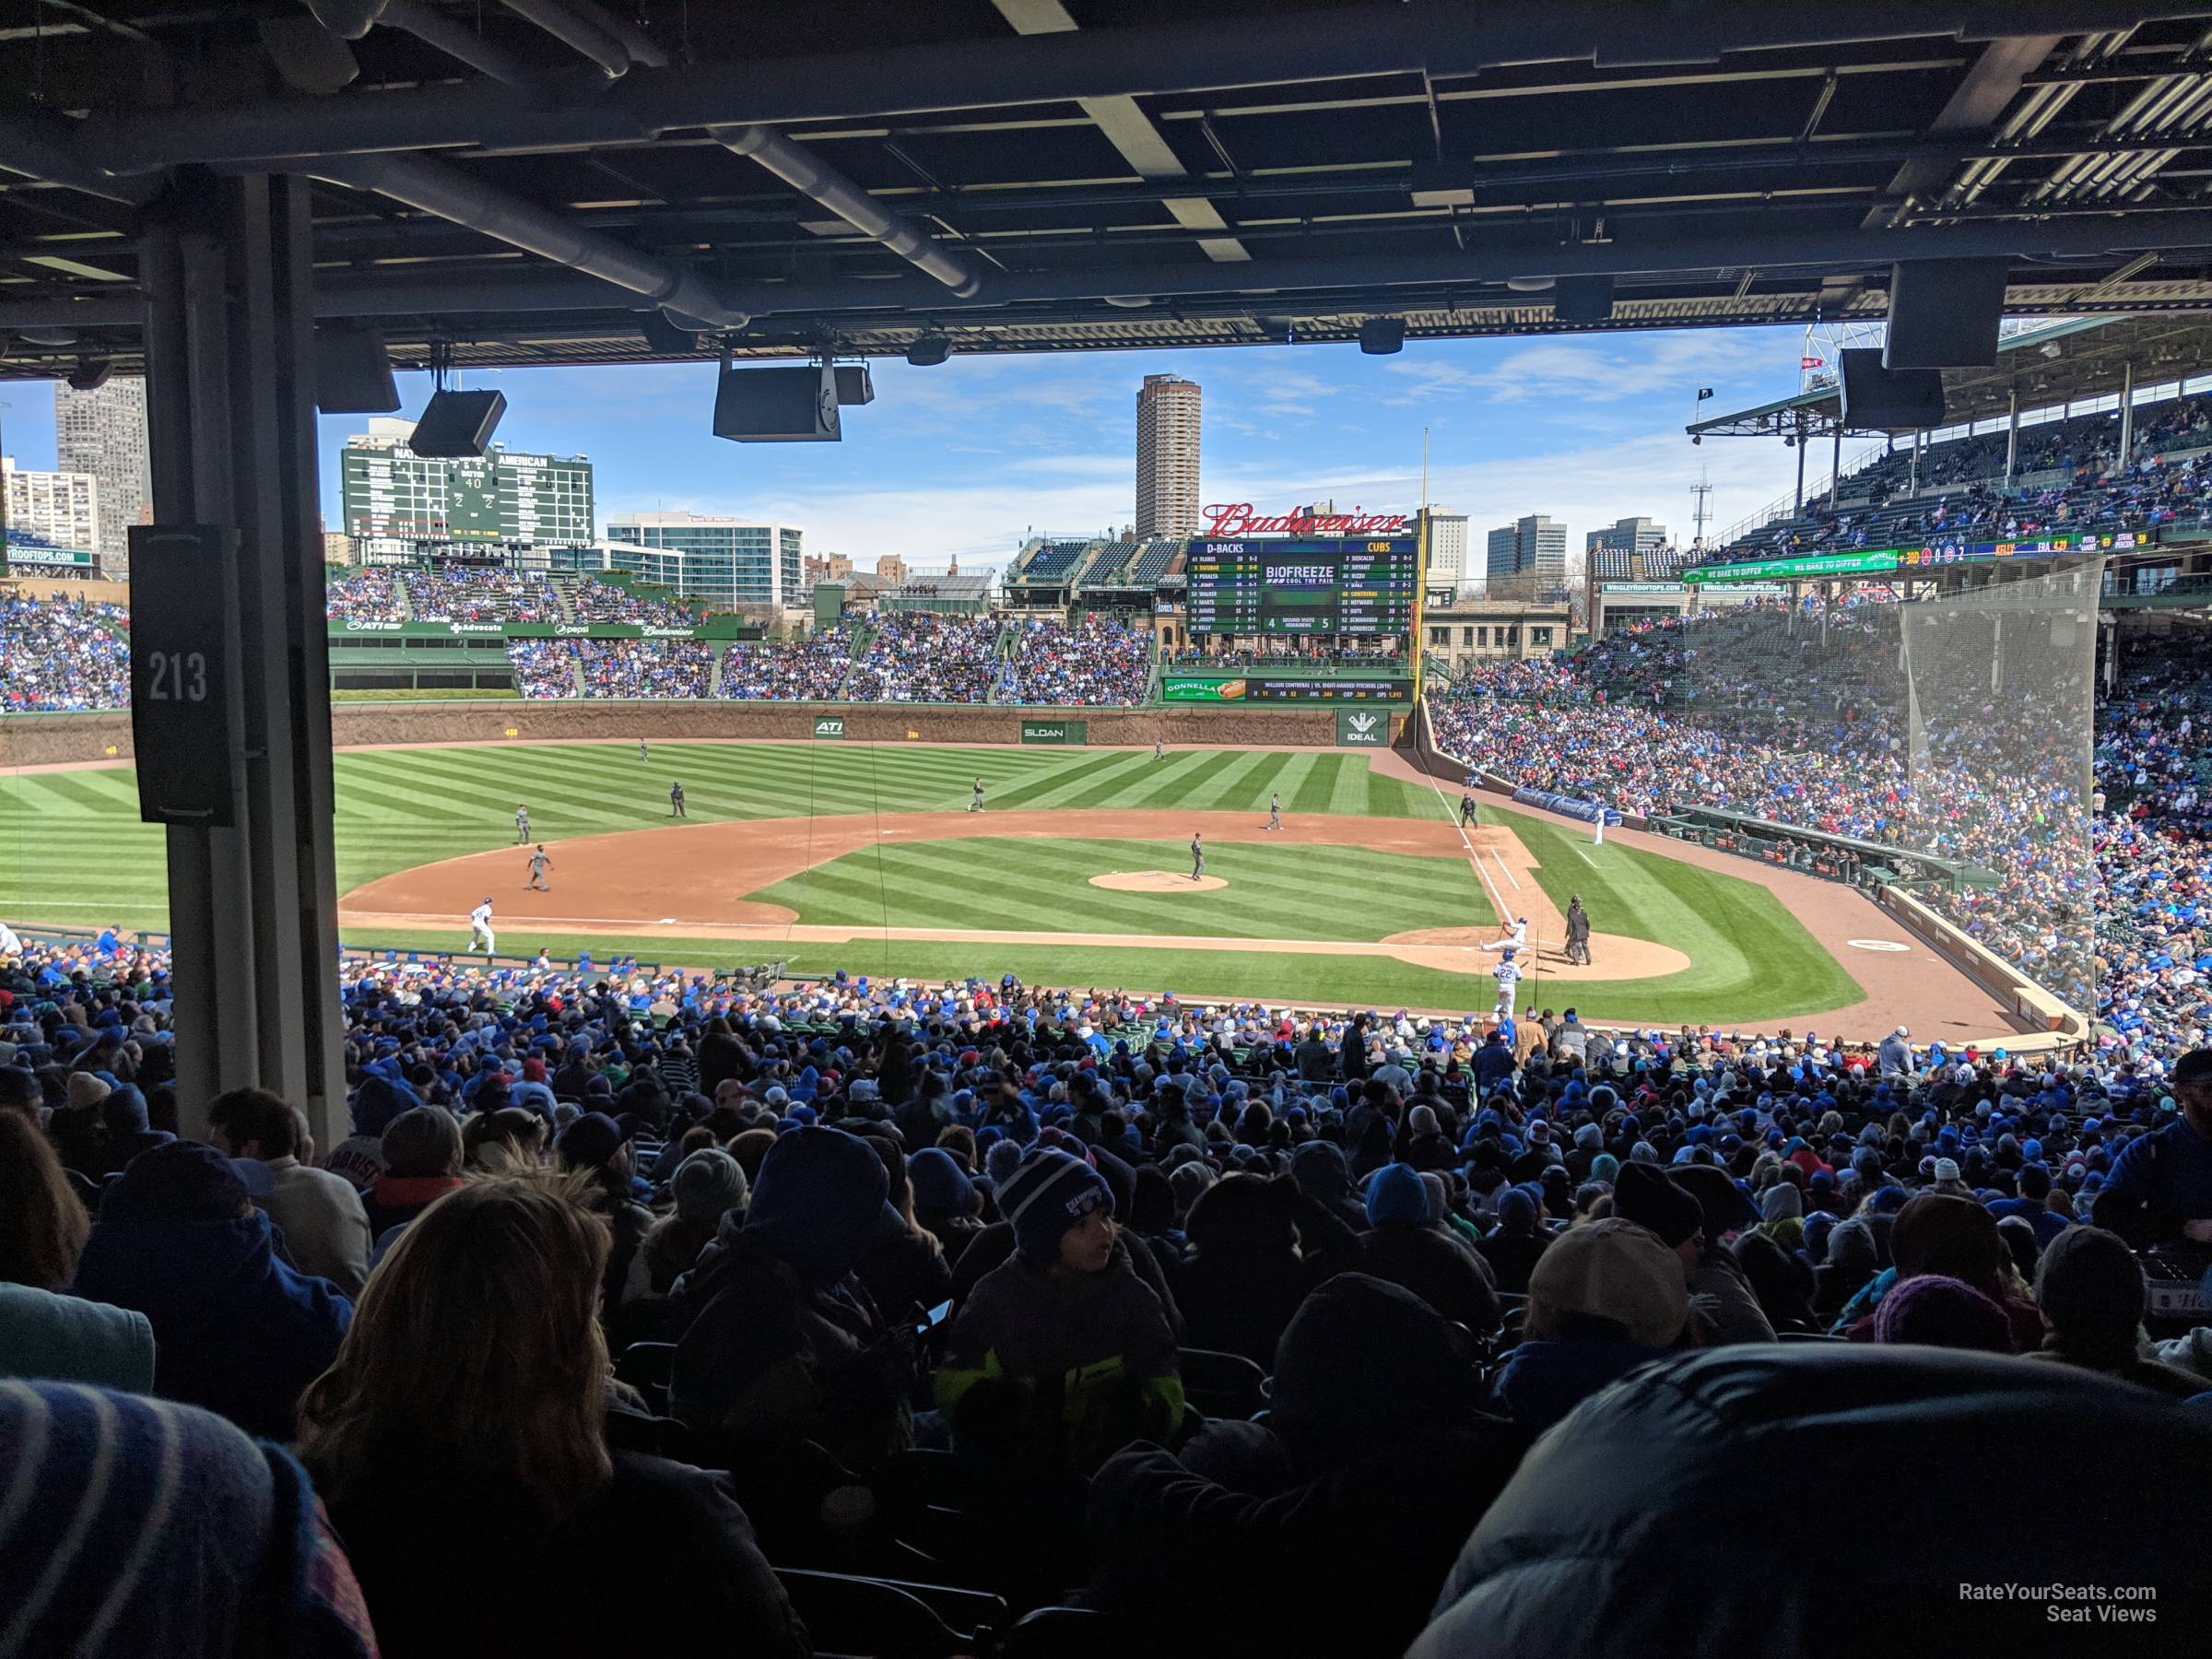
304;0;539;89
499;0;633;77
315;152;747;327
711;124;982;297
0;114;164;207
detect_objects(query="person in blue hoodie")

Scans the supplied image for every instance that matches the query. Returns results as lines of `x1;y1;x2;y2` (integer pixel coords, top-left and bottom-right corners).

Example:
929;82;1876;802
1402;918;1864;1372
322;1066;418;1191
73;1141;353;1439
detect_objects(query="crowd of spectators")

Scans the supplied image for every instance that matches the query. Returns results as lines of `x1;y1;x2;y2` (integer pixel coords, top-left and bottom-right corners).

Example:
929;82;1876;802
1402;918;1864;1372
1004;614;1153;705
402;568;559;623
504;637;580;698
0;594;131;712
848;613;1003;703
568;580;698;628
719;629;854;701
4;924;2209;1653
324;568;405;624
501;638;712;699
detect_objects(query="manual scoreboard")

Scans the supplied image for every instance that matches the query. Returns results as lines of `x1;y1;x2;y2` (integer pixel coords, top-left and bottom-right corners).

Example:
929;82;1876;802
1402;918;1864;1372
1186;537;1418;635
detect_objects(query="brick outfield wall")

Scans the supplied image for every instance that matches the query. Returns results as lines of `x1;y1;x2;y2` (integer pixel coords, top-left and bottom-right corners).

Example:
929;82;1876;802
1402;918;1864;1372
0;701;1359;767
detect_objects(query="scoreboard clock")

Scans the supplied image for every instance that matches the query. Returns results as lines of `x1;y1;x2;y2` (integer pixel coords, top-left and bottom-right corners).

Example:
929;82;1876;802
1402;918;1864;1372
126;524;245;829
1185;536;1418;635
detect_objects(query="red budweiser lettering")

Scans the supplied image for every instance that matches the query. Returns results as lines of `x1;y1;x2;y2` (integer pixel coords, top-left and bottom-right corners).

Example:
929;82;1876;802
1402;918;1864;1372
1199;503;1410;537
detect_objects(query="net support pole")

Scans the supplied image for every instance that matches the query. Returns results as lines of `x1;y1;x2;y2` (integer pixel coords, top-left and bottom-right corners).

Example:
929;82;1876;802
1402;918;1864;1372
2117;359;2136;469
1793;411;1807;514
141;173;344;1147
2004;385;2019;487
1828;418;1842;510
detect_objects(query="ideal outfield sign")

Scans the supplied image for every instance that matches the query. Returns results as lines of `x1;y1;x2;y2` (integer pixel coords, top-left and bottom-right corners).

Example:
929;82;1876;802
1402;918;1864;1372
1162;674;1413;704
1335;709;1389;746
811;716;845;740
1020;721;1087;745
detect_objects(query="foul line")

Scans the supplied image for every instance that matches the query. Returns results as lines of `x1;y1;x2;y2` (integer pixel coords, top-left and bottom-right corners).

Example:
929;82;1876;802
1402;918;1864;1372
1488;848;1520;891
1417;762;1511;922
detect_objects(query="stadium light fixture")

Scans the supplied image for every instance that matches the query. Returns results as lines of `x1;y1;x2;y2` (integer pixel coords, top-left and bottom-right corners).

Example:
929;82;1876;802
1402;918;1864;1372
907;333;951;367
1359;316;1406;355
65;358;114;393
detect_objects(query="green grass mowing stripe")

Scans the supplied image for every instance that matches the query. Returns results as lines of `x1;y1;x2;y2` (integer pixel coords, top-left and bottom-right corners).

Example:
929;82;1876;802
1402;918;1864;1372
1126;748;1246;811
356;752;571;825
1288;755;1344;815
1327;755;1374;816
1244;751;1317;814
1024;750;1165;810
1185;747;1297;814
16;771;128;816
1003;749;1172;809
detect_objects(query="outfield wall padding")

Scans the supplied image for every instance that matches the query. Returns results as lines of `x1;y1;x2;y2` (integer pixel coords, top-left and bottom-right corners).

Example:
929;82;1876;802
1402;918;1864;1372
2;701;1350;767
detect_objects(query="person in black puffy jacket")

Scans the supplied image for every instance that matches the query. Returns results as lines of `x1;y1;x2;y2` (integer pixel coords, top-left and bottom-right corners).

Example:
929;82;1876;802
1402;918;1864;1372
1090;1273;1526;1658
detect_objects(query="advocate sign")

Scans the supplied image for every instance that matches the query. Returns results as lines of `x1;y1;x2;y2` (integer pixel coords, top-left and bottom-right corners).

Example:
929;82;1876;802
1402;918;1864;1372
1199;503;1411;537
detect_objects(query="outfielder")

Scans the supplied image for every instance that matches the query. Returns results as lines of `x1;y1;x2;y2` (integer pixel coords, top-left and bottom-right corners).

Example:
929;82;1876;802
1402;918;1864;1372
1483;915;1528;953
640;737;650;762
514;805;530;844
1266;793;1282;832
669;781;687;818
1154;738;1164;762
970;776;986;813
526;844;553;892
1191;832;1206;882
1491;946;1522;1022
468;896;497;955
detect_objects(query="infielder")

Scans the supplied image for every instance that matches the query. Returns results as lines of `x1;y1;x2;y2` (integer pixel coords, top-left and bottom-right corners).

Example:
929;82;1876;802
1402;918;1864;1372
669;781;687;818
514;805;530;844
468;896;497;955
970;776;986;813
526;844;553;892
1483;914;1528;953
1491;946;1522;1022
1191;832;1206;882
1266;793;1282;832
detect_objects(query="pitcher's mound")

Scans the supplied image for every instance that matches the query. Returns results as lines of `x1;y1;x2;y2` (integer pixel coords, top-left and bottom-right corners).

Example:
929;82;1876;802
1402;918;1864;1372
1090;870;1227;893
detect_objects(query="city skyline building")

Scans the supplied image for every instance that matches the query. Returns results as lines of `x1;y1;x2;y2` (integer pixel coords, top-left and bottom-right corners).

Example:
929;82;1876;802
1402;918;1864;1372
53;377;149;577
3;456;100;574
1486;513;1569;586
604;511;805;610
1135;372;1201;538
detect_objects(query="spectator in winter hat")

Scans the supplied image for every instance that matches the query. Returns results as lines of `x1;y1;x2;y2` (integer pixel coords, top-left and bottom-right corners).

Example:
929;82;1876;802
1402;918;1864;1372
634;1147;749;1298
1841;1194;2043;1351
324;1070;418;1190
938;1147;1184;1472
1870;1275;2012;1352
1476;1184;1548;1296
74;1141;352;1438
854;1135;954;1325
1357;1164;1500;1335
907;1146;983;1268
362;1107;467;1248
669;1126;915;1472
2026;1224;2206;1398
1490;1218;1689;1432
556;1111;654;1312
1616;1161;1772;1346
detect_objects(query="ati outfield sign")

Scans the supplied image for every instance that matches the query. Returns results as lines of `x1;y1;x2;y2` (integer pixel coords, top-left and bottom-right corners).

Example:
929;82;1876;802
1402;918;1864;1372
1020;720;1087;745
811;716;846;740
1335;709;1389;746
1198;503;1411;537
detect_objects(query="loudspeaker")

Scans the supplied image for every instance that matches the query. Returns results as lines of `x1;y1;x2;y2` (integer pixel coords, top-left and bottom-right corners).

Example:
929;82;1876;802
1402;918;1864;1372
408;388;507;457
1886;258;2008;368
1839;347;1946;432
712;364;841;442
1554;274;1615;324
314;327;398;414
833;363;875;406
639;311;701;356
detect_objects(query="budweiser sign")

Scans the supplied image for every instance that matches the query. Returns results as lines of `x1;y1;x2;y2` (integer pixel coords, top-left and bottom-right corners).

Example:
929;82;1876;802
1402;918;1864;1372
1199;503;1411;537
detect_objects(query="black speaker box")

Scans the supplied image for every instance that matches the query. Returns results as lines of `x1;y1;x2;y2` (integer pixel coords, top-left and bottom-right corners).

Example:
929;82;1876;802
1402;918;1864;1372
314;327;399;415
1886;258;2008;369
713;364;841;442
408;389;506;457
1554;274;1615;324
1839;348;1946;433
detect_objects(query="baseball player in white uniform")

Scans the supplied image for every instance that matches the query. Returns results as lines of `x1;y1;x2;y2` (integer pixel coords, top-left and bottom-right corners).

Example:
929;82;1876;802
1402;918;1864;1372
1491;947;1522;1022
468;897;497;955
1483;915;1529;953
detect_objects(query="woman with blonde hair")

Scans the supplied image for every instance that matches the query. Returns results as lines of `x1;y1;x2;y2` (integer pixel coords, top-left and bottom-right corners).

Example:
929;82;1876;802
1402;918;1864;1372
296;1170;806;1659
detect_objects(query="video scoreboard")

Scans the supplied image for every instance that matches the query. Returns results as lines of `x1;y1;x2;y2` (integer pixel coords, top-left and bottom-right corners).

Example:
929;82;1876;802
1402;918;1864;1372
1186;537;1418;636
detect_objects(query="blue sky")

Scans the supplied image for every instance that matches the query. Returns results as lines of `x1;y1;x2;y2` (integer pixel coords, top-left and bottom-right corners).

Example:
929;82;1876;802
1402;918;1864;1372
4;327;1823;573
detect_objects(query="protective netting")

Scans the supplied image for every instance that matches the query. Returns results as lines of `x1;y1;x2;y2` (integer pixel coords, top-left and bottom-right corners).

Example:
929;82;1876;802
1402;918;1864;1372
1642;565;2105;1013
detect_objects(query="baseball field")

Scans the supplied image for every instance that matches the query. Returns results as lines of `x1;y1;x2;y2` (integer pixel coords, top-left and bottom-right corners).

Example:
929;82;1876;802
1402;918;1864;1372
1;737;2007;1031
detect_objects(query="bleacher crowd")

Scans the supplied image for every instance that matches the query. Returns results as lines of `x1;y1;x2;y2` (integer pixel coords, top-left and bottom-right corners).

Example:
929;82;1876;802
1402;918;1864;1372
3;922;2209;1654
1004;615;1153;706
1;594;131;712
848;614;1004;704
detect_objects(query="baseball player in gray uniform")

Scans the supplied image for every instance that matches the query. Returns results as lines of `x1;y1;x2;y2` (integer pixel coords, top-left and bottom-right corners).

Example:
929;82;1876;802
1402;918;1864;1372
1191;833;1206;882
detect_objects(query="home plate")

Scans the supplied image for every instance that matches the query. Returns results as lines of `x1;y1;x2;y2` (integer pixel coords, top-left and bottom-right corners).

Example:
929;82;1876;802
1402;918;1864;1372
1090;870;1228;893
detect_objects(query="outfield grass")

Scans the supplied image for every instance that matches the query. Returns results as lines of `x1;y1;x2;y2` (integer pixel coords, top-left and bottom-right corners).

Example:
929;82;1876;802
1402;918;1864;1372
3;740;1864;1022
0;743;1441;930
757;836;1493;941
